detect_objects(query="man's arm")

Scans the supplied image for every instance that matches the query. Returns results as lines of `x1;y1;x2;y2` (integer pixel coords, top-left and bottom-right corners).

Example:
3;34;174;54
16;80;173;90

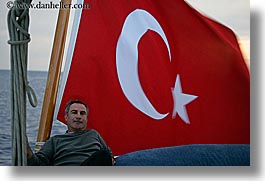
95;130;115;165
25;136;54;166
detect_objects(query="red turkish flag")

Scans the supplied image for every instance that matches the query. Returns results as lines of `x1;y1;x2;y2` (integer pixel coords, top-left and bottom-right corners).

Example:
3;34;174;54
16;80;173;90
56;0;250;155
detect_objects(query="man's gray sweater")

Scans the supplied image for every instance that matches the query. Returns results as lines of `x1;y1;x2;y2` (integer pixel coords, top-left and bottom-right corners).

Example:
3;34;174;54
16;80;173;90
27;129;112;166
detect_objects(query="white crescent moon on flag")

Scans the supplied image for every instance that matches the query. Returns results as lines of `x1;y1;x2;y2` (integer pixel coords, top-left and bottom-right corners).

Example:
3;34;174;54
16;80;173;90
116;9;171;120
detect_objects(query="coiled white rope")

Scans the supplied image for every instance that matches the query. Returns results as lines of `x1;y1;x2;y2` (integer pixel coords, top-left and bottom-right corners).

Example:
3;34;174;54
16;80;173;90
7;0;38;166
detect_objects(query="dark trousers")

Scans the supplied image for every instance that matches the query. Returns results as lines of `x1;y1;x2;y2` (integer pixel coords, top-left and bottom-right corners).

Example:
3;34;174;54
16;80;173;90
81;150;113;166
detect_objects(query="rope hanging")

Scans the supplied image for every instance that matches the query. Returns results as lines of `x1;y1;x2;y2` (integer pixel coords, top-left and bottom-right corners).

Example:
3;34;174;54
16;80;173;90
7;0;38;166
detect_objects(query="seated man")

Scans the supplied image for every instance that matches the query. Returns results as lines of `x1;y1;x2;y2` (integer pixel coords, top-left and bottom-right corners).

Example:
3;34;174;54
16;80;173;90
26;100;113;166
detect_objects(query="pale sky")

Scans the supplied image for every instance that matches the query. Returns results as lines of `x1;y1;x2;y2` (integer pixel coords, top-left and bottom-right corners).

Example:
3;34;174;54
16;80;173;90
0;0;250;71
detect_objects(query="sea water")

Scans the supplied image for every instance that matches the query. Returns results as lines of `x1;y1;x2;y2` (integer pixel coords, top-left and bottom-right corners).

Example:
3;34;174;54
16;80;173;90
0;70;66;166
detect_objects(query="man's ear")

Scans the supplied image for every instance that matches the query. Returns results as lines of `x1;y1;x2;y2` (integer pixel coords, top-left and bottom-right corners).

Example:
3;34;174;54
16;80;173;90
64;114;68;122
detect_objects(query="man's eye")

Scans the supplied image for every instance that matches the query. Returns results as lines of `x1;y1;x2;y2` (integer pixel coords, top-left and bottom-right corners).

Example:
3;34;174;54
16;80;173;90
71;110;77;114
80;111;87;115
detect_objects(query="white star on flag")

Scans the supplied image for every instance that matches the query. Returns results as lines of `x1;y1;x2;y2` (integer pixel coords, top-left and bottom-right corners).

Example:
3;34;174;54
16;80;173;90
172;74;198;124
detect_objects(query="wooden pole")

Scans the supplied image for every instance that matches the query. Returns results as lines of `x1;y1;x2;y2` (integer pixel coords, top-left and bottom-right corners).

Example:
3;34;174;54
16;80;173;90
35;0;72;152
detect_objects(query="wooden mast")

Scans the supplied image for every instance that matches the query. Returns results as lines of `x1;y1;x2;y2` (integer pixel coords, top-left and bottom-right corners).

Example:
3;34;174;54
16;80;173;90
35;0;72;152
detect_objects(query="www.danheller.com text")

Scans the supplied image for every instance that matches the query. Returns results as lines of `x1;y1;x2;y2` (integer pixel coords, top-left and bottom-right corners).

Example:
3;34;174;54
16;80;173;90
6;1;90;10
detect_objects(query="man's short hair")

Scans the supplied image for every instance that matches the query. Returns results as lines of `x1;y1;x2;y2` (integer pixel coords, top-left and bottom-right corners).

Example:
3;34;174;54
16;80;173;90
65;100;89;115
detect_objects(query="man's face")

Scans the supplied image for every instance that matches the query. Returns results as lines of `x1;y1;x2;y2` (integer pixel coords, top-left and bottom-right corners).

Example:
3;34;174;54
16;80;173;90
65;103;88;132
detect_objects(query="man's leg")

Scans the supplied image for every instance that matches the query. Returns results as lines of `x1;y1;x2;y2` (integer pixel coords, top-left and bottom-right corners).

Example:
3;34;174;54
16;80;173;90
81;150;113;166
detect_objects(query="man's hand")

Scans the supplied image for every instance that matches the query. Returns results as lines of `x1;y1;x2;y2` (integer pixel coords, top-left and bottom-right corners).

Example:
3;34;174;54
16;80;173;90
25;136;33;159
112;156;115;166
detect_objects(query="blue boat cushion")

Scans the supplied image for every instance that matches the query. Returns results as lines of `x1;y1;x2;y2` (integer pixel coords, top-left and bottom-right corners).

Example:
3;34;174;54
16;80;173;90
114;144;250;166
